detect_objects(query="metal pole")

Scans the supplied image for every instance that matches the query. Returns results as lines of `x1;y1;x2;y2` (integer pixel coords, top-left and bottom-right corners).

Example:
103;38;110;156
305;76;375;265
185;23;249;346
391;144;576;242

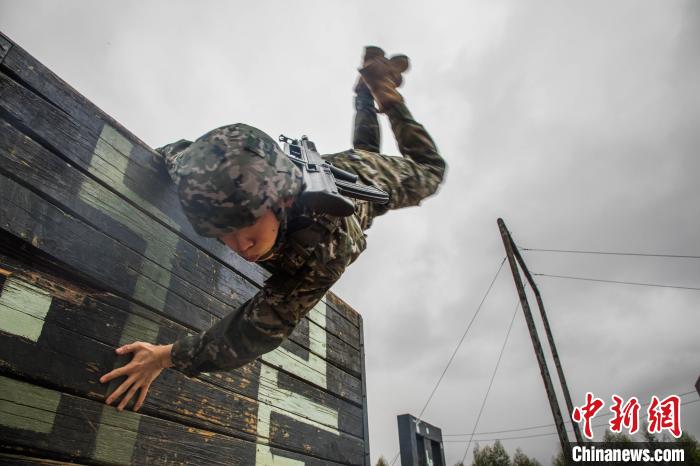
511;243;585;445
498;218;571;462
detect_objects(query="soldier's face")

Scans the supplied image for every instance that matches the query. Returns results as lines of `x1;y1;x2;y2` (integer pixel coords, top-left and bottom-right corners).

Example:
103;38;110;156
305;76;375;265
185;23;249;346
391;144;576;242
219;208;280;262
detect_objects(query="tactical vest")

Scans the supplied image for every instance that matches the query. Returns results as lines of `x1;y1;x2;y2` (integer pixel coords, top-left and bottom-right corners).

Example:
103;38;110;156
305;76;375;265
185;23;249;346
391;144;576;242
261;211;341;294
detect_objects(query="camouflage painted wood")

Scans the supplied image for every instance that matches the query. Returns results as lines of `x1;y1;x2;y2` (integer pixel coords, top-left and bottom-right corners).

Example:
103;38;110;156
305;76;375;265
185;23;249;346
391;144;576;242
0;30;370;465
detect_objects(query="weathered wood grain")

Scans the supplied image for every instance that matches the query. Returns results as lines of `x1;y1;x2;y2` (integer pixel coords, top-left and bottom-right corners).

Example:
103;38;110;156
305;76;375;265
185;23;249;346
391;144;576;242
0;112;244;313
0;376;360;465
0;172;213;331
0;54;257;285
0;81;250;317
359;315;371;466
327;293;361;328
0;190;364;462
0;325;365;463
0;33;10;64
0;251;364;419
0;310;365;443
312;299;361;350
0;453;87;465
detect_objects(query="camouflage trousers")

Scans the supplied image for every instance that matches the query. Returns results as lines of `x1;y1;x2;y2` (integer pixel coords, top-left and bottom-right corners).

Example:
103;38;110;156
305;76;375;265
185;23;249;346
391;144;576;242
323;92;447;230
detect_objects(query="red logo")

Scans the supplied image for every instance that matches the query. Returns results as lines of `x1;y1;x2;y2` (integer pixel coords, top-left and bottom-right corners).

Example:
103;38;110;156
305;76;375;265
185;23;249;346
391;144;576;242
572;392;605;439
647;395;682;438
609;395;640;434
572;393;683;439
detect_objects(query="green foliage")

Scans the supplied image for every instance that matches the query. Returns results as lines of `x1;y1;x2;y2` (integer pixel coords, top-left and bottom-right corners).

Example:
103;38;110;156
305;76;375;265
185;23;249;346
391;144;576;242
602;430;634;444
675;432;700;464
512;448;542;466
551;431;700;465
375;455;389;466
550;450;566;466
472;440;510;466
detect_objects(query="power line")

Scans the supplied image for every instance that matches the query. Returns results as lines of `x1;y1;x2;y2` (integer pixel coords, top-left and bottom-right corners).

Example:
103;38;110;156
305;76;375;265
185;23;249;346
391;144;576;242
444;391;697;437
519;247;700;260
460;300;521;464
389;257;508;466
444;422;563;436
444;398;700;443
416;257;508;422
532;273;700;292
445;427;594;443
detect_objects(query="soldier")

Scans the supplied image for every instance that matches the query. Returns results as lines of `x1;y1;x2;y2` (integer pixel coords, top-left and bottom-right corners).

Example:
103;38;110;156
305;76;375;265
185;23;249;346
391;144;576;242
100;46;447;411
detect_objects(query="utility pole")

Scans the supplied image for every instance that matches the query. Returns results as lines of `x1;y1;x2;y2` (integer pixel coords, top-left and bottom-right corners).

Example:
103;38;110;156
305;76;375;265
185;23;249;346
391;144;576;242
511;239;585;445
498;219;575;463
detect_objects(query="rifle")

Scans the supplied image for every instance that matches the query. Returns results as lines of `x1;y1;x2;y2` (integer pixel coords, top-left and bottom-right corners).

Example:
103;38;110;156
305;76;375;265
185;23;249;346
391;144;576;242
279;135;389;217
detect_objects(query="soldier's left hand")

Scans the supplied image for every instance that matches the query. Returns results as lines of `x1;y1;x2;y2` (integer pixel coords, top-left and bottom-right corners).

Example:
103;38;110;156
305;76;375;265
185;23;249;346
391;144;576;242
100;341;173;412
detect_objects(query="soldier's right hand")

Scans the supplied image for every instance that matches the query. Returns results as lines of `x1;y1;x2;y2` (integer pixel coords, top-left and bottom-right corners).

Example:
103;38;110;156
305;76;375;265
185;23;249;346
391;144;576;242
99;341;174;412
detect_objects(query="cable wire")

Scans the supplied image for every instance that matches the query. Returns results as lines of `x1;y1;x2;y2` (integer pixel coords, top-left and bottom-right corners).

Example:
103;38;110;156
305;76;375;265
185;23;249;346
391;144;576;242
532;273;700;291
416;258;507;422
389;257;508;466
520;247;700;260
460;299;521;464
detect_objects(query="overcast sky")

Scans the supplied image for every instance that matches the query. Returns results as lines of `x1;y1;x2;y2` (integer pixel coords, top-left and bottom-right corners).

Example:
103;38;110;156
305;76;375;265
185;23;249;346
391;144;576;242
1;1;698;464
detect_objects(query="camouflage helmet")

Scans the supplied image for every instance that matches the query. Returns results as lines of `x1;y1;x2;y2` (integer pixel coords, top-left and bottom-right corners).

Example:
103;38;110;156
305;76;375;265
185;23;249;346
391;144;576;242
173;123;303;237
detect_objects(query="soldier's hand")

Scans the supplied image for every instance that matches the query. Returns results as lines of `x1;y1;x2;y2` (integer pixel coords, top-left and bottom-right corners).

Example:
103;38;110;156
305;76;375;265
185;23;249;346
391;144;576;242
100;341;173;412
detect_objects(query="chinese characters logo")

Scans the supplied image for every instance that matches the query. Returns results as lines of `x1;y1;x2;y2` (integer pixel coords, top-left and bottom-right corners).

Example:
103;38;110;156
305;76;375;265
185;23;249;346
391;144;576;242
572;392;681;439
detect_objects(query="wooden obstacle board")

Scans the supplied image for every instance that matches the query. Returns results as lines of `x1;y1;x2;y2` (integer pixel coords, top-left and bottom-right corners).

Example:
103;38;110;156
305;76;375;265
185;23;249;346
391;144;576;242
0;31;370;466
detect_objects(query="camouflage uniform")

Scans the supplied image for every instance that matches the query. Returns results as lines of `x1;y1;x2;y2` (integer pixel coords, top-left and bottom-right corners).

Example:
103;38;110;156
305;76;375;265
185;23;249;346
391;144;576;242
160;91;446;377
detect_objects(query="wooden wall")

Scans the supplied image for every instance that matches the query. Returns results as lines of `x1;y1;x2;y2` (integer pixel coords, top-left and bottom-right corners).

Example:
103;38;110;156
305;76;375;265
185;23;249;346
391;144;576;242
0;31;370;466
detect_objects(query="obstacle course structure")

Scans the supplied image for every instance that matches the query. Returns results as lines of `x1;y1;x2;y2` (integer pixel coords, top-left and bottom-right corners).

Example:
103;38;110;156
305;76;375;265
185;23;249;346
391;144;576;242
0;31;370;465
397;414;446;466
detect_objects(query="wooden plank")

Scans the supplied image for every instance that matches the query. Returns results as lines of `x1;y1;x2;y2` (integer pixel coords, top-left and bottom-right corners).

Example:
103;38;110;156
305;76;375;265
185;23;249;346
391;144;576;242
1;45;260;285
0;318;365;463
0;88;247;319
0;72;363;353
0;172;214;332
327;293;361;328
0;376;359;465
0;32;10;64
312;297;362;350
359;315;371;466
0;453;87;465
0;307;365;441
0;251;365;423
0;32;368;463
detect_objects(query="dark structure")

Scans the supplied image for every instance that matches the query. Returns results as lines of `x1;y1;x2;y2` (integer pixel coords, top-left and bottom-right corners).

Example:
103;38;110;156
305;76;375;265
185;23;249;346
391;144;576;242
498;218;582;464
0;31;370;465
397;414;446;466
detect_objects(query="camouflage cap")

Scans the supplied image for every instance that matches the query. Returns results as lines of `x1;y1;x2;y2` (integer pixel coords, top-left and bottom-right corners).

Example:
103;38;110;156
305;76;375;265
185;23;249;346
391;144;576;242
174;123;303;237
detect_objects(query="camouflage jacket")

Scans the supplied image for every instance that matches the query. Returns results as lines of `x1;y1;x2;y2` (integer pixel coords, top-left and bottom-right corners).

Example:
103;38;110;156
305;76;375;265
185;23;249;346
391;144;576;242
170;199;368;377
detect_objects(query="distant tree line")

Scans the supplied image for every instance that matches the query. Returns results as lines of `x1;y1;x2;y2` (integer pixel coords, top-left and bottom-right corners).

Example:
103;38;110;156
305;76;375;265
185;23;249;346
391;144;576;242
375;430;700;466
